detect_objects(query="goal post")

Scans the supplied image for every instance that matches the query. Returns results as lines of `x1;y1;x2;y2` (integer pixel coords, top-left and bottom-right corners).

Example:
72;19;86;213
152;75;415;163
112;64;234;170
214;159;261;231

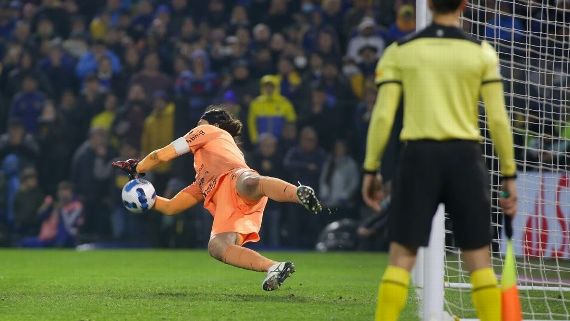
414;0;570;320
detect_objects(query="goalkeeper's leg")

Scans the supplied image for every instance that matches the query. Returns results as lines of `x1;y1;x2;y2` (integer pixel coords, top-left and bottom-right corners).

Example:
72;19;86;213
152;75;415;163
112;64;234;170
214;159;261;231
208;232;276;271
375;242;416;321
235;169;322;214
463;246;501;321
208;232;295;291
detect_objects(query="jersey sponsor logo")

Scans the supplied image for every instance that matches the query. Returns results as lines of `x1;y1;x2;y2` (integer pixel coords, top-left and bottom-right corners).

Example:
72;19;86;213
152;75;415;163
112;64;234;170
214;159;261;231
186;129;206;144
204;177;217;196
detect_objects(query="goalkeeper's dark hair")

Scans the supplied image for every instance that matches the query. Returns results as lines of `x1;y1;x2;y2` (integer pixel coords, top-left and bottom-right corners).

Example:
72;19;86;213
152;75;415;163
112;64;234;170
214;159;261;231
200;106;243;137
432;0;463;14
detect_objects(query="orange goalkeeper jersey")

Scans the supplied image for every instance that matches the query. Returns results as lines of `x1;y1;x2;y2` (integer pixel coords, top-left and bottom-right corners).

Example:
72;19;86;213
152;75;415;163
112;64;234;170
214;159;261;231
179;124;249;201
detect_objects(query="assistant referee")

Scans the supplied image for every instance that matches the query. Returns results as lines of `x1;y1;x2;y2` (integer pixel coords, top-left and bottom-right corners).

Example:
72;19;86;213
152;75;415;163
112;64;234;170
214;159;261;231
361;1;518;320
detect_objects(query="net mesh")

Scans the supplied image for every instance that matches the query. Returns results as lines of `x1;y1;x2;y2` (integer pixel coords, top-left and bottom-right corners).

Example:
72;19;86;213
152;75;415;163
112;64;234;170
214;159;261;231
443;0;570;319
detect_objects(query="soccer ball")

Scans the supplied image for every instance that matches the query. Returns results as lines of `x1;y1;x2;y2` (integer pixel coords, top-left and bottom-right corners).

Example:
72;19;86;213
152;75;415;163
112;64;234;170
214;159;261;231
121;178;156;213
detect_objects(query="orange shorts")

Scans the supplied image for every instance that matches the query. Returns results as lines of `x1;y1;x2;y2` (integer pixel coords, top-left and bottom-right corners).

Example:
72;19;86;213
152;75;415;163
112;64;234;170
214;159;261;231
204;169;268;244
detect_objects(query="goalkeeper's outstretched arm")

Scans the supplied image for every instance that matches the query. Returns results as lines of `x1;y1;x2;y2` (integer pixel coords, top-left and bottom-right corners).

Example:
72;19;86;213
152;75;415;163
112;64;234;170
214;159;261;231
136;144;178;174
154;189;204;216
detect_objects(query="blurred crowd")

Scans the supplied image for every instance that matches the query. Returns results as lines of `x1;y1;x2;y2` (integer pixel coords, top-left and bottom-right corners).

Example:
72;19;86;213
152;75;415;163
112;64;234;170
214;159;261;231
0;0;567;249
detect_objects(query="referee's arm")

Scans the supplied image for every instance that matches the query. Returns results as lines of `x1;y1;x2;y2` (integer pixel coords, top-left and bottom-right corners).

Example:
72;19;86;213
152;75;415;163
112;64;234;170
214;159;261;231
363;44;403;174
363;83;402;173
480;42;516;179
362;44;402;211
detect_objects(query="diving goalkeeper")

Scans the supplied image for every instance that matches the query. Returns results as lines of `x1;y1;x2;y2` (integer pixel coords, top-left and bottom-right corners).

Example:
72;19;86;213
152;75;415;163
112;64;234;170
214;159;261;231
113;108;323;291
361;0;518;320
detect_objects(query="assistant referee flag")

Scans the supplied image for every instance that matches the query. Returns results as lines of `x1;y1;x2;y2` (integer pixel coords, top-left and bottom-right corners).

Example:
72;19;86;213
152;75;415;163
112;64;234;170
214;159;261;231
502;214;522;321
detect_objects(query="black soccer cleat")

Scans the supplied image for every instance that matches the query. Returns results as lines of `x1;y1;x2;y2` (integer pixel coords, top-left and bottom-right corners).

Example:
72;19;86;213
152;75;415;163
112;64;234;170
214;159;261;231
262;262;296;291
297;184;323;214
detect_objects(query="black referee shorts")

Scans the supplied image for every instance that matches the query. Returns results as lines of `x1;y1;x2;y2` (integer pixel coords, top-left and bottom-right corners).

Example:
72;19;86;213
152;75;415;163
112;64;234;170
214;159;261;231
389;140;492;250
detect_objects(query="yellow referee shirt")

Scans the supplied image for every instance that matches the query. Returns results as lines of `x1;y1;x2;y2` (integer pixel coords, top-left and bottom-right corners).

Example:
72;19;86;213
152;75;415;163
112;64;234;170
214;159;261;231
363;23;516;177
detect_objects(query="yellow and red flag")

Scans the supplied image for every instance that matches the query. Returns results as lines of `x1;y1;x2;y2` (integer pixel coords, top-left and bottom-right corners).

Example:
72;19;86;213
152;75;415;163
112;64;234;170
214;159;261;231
501;215;523;321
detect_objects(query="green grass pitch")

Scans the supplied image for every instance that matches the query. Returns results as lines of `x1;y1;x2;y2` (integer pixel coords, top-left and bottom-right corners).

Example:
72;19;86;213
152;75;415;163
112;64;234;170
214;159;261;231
0;250;421;321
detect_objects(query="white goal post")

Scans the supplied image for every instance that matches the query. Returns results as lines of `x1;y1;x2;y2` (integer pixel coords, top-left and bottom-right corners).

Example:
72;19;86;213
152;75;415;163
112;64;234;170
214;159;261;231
413;1;570;320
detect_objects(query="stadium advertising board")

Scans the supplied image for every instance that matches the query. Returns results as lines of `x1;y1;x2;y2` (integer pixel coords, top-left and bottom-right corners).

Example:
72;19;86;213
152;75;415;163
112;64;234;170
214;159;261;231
510;172;570;259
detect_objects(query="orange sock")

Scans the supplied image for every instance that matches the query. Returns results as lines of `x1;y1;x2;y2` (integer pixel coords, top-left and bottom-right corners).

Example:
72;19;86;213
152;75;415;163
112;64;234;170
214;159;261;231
222;245;276;272
258;176;298;203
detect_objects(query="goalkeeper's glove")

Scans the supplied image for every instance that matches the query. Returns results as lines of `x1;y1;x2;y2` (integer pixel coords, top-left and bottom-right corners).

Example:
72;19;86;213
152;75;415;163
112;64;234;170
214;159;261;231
112;159;144;180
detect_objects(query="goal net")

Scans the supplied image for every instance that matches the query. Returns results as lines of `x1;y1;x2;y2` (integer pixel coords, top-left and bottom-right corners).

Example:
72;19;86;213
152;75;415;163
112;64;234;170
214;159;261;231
437;1;570;320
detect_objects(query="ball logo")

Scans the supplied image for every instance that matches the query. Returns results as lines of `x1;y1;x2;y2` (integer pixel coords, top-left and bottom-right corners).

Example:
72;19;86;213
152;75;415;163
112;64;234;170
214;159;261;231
136;187;149;210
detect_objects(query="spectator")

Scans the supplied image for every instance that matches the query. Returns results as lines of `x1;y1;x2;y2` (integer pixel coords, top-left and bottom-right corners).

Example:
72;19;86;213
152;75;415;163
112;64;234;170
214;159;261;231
248;0;271;26
70;127;115;235
0;2;18;39
37;100;72;195
318;60;356;123
109;140;144;241
229;5;250;32
343;0;374;37
385;4;416;43
269;33;287;63
275;56;303;102
282;126;327;248
357;183;391;251
249;133;284;179
357;45;379;78
352;85;378;162
322;0;343;28
279;122;298;157
95;56;118;93
13;167;44;237
220;90;241;119
1;154;20;229
127;0;154;41
12;21;32;47
169;0;192;34
113;46;140;99
0;119;40;169
38;42;77;100
283;126;327;190
9;75;47;136
176;49;222;124
341;57;365;99
130;51;173;96
91;93;118;131
205;0;227;28
248;75;297;144
248;133;284;247
226;60;258;110
346;17;386;63
58;90;85;154
76;74;105;140
299;85;340;150
75;40;121;80
32;0;71;38
313;28;341;62
6;50;52;99
251;23;271;50
251;48;275;78
265;0;292;33
112;84;149;150
21;181;84;248
177;17;199;43
318;140;359;210
141;91;175;194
